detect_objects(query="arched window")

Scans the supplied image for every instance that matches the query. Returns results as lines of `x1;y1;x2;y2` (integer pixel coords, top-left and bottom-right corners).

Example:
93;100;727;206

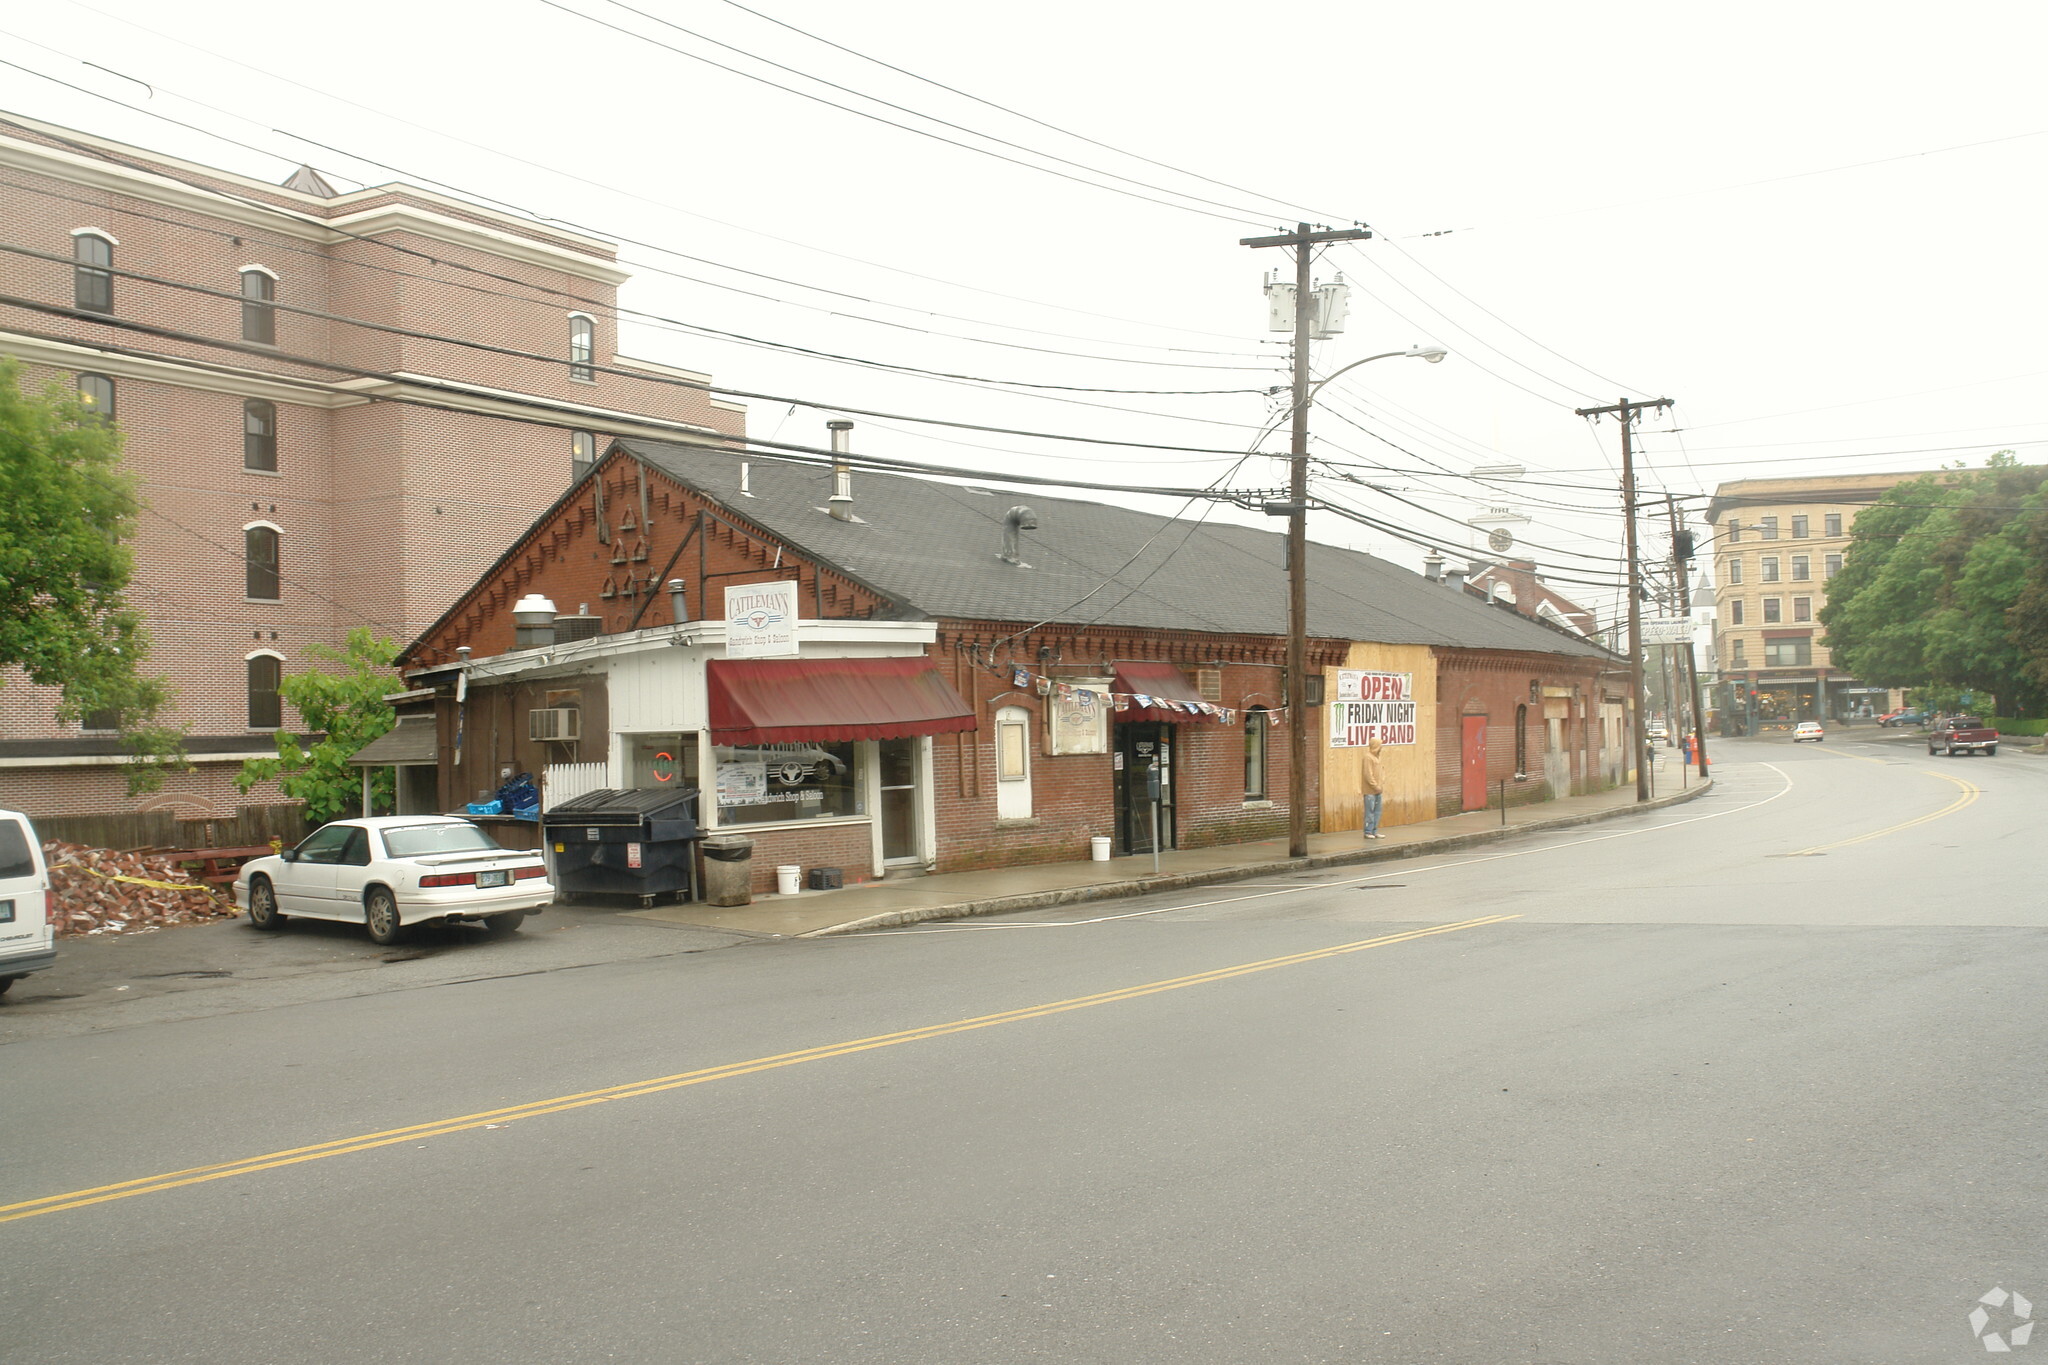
246;651;284;729
1243;706;1269;800
240;268;277;344
571;429;597;481
568;313;595;382
994;704;1032;820
244;523;281;601
243;398;278;471
1514;703;1529;779
73;230;114;313
76;372;115;421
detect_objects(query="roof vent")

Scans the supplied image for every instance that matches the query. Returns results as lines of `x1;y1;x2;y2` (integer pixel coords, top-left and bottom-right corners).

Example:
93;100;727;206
1422;551;1444;582
999;506;1039;567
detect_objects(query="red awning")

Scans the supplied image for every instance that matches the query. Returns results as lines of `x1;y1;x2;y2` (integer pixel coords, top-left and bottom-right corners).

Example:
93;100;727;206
1112;661;1222;724
708;657;977;746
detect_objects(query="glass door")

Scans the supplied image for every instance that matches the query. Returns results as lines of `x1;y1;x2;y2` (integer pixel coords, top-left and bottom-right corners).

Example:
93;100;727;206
878;737;918;863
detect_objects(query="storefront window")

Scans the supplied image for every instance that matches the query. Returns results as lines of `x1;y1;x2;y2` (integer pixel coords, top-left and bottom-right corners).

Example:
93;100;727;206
714;741;863;825
628;733;697;792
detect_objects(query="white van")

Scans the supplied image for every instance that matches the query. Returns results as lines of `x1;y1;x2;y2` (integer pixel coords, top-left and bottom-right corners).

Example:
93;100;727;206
0;809;55;996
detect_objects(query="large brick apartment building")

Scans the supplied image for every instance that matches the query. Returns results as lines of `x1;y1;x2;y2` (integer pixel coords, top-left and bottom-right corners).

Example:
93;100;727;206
0;112;747;818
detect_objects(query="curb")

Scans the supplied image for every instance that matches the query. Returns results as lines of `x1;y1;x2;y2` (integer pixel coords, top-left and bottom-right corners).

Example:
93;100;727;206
802;777;1715;937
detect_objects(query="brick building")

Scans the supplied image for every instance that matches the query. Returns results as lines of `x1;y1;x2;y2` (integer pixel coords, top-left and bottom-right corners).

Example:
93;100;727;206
0;112;746;819
1703;472;1934;727
393;435;1616;894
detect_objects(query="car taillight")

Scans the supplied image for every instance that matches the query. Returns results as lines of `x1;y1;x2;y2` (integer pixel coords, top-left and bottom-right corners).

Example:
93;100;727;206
515;865;547;880
420;872;477;888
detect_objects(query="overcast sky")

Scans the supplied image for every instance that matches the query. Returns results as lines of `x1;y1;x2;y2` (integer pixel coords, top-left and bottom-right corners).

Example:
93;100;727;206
6;0;2045;626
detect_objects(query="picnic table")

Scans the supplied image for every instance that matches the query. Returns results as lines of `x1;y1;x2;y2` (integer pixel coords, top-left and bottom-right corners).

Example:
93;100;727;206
156;845;278;888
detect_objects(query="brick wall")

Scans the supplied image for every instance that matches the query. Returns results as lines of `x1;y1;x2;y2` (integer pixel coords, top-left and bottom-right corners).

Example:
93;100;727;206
1;119;748;817
1432;647;1612;817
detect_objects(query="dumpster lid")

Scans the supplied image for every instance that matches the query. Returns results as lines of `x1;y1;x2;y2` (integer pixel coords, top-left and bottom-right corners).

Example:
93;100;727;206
544;788;697;820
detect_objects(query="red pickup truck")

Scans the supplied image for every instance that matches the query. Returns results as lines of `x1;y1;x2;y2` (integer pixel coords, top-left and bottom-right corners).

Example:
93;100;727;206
1928;716;1999;756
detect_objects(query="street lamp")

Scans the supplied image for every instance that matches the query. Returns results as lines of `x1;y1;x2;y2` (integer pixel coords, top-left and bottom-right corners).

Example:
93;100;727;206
1269;341;1449;859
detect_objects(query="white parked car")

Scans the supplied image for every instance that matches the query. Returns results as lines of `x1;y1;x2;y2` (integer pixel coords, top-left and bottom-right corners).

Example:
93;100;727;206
0;808;54;996
235;816;552;945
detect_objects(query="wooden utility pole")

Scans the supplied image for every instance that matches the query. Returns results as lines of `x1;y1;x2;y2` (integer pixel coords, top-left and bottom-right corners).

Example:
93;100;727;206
1666;493;1710;778
1242;222;1371;857
1574;397;1673;802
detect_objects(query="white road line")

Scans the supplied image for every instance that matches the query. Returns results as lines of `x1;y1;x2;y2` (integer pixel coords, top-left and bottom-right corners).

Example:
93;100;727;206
868;764;1798;935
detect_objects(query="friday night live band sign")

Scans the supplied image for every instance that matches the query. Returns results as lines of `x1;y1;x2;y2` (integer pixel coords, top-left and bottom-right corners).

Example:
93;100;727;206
1329;670;1418;747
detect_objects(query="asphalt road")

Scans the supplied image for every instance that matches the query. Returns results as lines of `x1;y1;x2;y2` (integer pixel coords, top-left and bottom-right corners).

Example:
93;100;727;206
4;735;2043;1364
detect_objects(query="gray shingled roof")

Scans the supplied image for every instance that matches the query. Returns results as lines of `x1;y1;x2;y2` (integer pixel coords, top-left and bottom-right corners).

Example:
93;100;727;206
622;439;1611;660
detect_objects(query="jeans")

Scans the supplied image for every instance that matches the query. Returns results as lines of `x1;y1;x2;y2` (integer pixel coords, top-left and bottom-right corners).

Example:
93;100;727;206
1362;792;1383;837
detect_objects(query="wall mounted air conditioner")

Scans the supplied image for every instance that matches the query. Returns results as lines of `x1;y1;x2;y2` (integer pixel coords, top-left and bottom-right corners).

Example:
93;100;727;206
528;707;580;742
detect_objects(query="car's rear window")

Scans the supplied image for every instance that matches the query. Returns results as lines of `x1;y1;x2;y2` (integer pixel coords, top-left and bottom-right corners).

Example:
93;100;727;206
0;818;35;880
380;824;503;858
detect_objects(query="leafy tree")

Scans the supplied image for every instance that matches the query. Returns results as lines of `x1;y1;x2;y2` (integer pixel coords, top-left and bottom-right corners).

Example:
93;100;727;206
236;629;399;822
0;359;186;792
1821;456;2048;715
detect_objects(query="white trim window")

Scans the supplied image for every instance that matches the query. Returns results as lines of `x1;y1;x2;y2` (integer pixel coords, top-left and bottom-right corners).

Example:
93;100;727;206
568;313;596;382
243;521;282;601
244;397;278;471
995;705;1032;820
245;649;285;729
240;266;278;344
72;229;115;313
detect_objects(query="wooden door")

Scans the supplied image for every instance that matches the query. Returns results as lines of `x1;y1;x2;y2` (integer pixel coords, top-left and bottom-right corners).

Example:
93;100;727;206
1460;715;1488;811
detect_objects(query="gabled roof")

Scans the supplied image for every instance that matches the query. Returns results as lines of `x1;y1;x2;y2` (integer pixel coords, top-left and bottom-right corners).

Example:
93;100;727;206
620;440;1611;660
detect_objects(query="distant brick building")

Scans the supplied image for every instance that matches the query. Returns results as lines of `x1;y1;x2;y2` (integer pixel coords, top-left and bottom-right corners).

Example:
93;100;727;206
0;113;745;818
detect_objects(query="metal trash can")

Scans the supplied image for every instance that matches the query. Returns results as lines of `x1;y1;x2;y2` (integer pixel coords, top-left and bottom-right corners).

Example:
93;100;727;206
700;835;754;907
543;789;700;907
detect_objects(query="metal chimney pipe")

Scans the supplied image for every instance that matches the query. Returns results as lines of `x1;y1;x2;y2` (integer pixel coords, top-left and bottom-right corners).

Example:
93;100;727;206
999;505;1039;565
667;578;688;623
827;420;854;521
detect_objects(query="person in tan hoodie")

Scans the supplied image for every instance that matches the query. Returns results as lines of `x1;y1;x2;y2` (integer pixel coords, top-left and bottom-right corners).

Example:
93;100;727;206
1360;735;1386;840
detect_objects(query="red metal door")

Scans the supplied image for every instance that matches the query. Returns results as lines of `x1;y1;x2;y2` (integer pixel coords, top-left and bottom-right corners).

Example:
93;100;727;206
1461;715;1488;811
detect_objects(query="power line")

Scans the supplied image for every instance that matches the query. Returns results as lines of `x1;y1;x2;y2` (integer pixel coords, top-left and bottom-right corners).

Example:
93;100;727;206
533;0;1272;227
51;1;1277;347
708;0;1349;225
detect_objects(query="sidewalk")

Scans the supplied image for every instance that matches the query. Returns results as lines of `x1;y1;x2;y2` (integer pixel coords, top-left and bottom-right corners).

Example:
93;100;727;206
632;768;1716;939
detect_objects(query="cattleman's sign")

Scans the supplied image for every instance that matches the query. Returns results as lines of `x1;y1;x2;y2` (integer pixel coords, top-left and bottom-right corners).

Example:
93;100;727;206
1328;670;1418;747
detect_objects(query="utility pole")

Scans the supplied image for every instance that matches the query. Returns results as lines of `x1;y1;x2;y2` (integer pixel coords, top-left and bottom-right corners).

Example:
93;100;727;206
1665;493;1710;779
1242;222;1371;857
1574;397;1673;802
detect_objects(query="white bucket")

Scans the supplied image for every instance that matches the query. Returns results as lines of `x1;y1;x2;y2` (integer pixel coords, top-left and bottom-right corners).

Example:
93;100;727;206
775;865;802;896
1089;836;1112;862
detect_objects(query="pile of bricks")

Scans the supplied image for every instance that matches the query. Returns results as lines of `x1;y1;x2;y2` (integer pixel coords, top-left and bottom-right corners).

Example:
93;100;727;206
41;842;237;937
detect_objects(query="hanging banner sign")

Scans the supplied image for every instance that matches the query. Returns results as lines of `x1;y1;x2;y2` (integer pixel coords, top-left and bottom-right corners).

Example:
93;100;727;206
725;580;800;658
1329;670;1417;747
1047;679;1111;755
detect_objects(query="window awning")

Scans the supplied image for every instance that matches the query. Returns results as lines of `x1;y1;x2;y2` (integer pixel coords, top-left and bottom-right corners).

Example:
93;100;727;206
708;657;977;746
1112;661;1223;724
347;715;438;767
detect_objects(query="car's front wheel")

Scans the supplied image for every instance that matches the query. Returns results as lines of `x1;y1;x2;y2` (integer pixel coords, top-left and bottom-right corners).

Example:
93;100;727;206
246;875;285;931
364;887;405;945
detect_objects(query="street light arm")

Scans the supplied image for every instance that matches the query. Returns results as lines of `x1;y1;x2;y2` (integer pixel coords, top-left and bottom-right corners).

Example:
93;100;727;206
1289;345;1450;419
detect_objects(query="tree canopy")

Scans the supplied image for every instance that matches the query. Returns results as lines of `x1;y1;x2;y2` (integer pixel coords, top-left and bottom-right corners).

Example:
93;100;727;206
237;628;399;822
1820;454;2048;716
0;359;185;790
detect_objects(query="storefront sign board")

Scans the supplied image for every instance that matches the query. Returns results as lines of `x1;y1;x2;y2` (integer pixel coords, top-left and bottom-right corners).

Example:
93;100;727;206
725;580;799;659
1328;670;1418;747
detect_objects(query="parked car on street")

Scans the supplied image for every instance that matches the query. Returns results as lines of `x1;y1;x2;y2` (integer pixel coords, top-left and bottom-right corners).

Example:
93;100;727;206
1927;716;1998;757
0;808;54;996
234;816;552;945
1793;721;1825;743
1878;709;1926;728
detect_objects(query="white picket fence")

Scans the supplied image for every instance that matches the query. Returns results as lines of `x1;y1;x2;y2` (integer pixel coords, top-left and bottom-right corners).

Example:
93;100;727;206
541;760;609;811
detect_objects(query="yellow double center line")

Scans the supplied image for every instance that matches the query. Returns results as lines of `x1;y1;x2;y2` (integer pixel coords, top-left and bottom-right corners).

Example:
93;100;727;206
1789;748;1980;855
1;913;1518;1225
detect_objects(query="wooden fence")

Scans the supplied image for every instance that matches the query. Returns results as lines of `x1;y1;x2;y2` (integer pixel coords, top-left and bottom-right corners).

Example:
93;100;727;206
33;803;310;853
